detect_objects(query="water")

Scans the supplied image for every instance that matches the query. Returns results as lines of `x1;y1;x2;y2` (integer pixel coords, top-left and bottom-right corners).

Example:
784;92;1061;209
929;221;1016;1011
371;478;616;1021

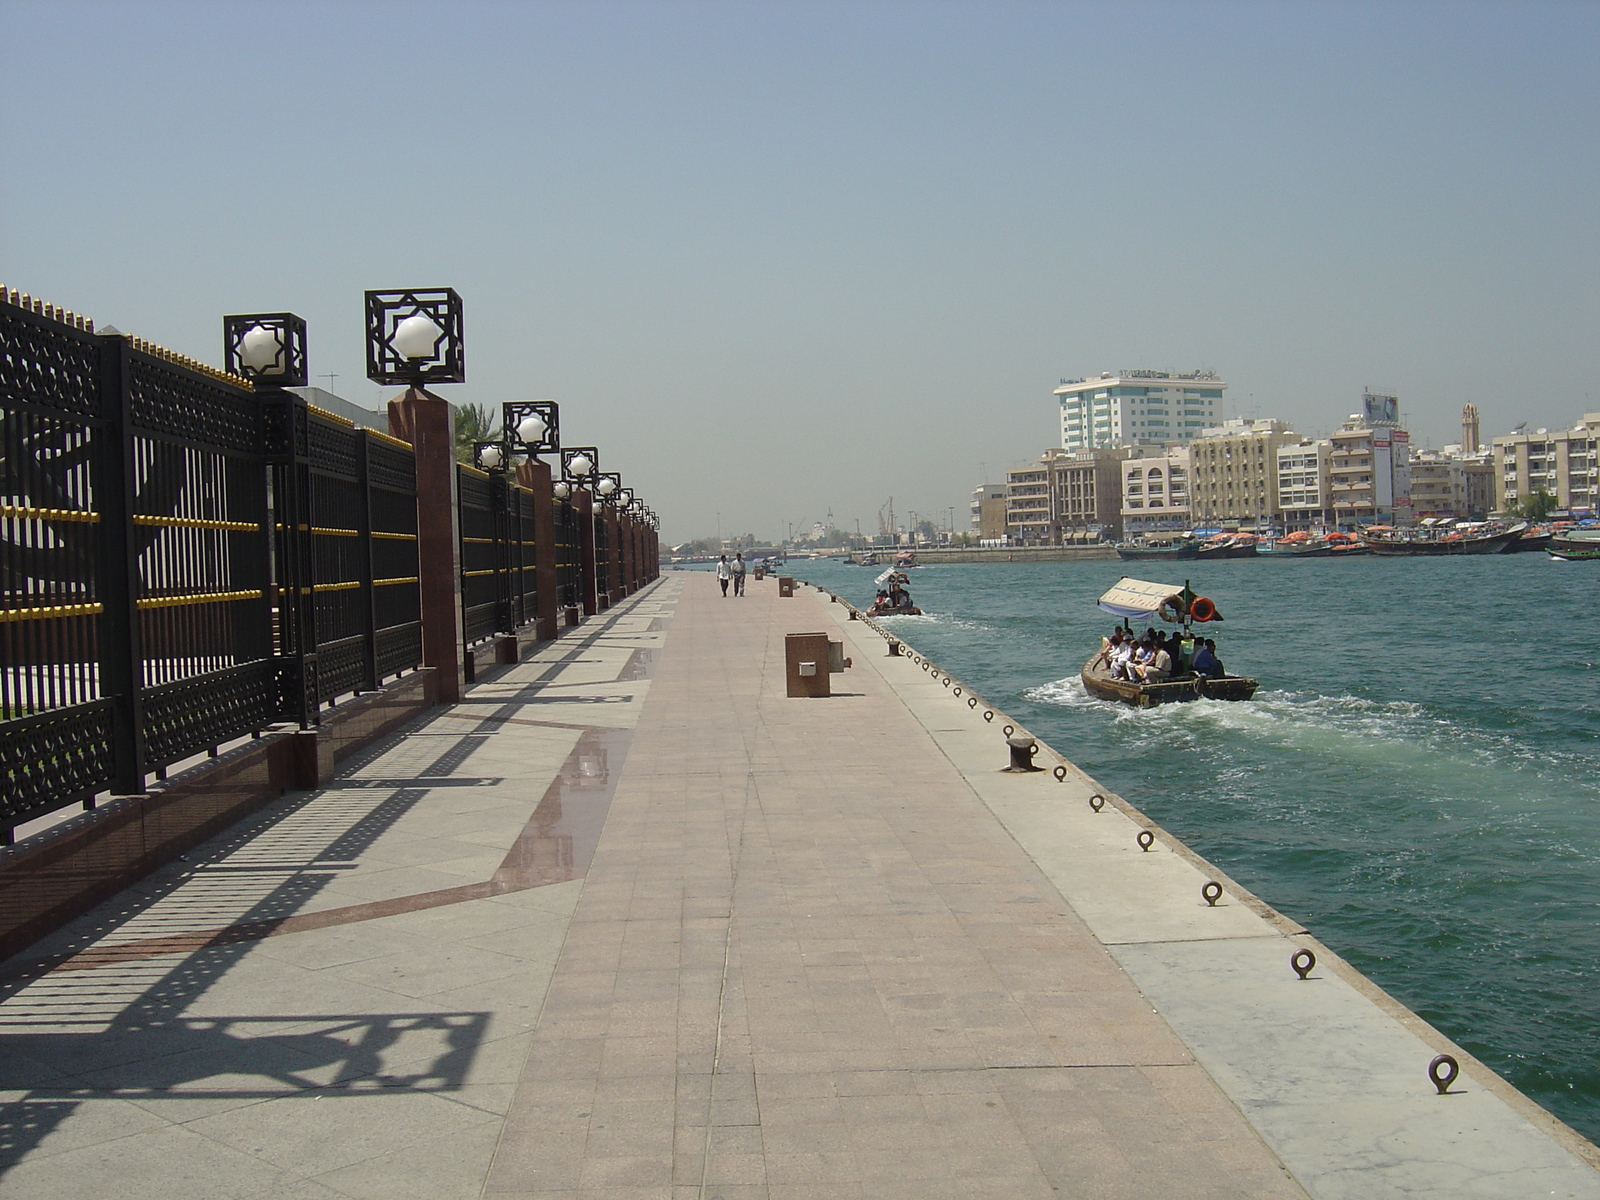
782;553;1600;1140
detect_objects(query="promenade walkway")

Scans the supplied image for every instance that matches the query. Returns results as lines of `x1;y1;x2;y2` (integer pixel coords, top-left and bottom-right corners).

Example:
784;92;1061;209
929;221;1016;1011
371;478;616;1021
2;574;1597;1198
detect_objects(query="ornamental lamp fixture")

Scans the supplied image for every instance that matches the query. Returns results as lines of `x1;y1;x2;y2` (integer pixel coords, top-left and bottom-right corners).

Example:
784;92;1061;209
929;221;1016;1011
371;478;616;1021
596;474;618;499
475;442;505;471
223;311;308;387
553;480;572;501
503;400;560;457
364;288;465;386
562;447;600;485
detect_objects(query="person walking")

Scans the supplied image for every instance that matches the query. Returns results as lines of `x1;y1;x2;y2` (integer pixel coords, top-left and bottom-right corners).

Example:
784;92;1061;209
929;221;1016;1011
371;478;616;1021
732;552;746;596
715;554;731;596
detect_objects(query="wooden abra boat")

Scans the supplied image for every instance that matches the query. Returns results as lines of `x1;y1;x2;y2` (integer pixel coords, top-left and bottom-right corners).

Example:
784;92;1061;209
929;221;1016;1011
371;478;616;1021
1081;577;1259;708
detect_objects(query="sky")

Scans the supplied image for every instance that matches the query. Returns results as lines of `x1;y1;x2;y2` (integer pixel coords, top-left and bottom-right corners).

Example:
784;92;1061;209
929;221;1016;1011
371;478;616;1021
3;0;1597;544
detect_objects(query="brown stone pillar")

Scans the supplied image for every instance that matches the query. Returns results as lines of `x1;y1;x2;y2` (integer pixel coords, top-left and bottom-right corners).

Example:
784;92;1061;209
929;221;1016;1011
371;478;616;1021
619;515;635;596
388;388;461;704
518;458;559;641
607;509;624;599
575;487;598;616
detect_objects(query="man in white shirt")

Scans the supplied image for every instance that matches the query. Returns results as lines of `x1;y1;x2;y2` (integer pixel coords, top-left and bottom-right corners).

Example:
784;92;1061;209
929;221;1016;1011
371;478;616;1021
715;555;731;596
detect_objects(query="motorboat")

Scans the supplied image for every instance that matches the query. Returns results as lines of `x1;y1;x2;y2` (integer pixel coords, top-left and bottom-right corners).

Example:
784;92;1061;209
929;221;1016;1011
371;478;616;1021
1080;577;1259;708
1548;529;1600;561
1258;531;1333;558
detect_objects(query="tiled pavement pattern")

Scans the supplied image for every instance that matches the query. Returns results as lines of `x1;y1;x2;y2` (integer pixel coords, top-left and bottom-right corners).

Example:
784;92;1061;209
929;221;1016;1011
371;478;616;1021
0;586;679;1199
484;576;1305;1200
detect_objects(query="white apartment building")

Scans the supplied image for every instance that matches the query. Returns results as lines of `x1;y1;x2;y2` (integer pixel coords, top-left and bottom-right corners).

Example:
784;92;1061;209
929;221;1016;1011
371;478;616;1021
1054;370;1226;451
1492;414;1600;514
1121;448;1191;535
1276;440;1333;530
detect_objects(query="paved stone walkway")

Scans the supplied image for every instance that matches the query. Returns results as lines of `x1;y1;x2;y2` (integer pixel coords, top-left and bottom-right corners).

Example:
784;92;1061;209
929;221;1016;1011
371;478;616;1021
483;576;1303;1199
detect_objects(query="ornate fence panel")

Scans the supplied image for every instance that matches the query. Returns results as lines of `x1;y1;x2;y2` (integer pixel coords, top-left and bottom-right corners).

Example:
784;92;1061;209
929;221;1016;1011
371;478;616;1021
367;432;421;684
507;484;538;630
271;398;422;722
554;499;579;612
2;291;280;834
593;507;612;608
127;340;275;772
457;464;501;652
1;298;116;829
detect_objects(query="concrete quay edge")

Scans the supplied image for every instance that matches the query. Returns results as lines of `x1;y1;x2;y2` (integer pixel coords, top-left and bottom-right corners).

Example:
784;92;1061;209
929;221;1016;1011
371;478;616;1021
809;583;1600;1198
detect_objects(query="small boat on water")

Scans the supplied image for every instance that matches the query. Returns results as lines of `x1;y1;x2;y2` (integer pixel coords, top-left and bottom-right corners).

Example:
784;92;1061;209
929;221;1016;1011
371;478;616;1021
1504;525;1553;553
1115;536;1198;561
894;550;918;569
1548;529;1600;561
1363;520;1529;556
1080;577;1259;707
1258;531;1333;558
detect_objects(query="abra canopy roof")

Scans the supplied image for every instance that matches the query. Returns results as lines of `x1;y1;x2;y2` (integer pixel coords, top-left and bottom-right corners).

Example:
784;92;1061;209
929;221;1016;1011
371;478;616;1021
1097;577;1181;620
1096;577;1221;622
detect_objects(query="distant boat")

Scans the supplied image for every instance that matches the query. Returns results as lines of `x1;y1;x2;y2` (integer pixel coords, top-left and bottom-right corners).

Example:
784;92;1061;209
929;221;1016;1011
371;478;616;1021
1548;529;1600;561
1363;521;1529;556
1258;533;1333;558
1115;537;1199;561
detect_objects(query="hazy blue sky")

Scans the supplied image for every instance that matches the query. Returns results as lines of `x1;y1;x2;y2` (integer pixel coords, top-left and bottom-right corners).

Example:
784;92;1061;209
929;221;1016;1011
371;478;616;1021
3;0;1597;542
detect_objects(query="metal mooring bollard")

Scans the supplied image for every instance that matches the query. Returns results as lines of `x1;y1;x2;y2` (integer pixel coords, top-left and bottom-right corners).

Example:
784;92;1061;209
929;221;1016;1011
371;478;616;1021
1428;1054;1459;1094
1136;830;1155;852
1202;881;1223;906
1088;793;1106;812
1291;948;1316;979
1003;735;1045;773
887;640;901;656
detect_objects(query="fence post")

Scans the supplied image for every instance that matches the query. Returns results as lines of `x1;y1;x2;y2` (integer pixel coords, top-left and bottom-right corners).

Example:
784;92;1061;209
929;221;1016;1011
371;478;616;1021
96;334;144;795
387;389;461;704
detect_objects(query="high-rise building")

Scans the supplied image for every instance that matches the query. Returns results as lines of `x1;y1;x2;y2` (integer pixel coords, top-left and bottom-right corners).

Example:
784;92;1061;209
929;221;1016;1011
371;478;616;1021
1186;418;1300;527
1492;414;1600;514
1054;370;1226;451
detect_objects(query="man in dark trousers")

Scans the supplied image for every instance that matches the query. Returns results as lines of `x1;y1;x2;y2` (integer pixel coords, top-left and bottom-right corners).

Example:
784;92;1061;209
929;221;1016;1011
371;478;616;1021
732;552;746;596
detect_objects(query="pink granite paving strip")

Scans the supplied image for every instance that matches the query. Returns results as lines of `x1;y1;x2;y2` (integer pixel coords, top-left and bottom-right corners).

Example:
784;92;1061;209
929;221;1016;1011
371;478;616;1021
485;575;1307;1199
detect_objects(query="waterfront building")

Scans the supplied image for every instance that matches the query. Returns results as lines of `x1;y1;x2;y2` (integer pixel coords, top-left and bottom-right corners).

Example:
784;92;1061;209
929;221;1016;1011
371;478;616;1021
1054;370;1226;451
1276;440;1333;531
1121;447;1191;535
970;483;1007;540
1005;448;1127;544
1004;462;1051;543
1330;391;1411;526
1408;450;1469;519
1491;413;1600;514
1187;418;1300;528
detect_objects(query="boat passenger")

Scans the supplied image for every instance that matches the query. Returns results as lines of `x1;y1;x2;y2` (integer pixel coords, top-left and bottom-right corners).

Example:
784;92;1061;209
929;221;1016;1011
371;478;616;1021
1110;637;1137;680
894;589;915;611
1097;629;1124;669
1192;639;1224;679
1135;639;1173;683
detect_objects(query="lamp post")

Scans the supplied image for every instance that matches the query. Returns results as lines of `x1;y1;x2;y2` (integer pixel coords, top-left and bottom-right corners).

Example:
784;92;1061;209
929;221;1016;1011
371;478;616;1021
495;401;562;638
561;447;602;615
223;311;317;734
367;288;467;702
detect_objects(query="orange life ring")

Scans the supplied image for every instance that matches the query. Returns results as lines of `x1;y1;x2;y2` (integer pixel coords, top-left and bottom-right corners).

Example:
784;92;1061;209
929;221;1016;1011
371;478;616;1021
1190;596;1217;622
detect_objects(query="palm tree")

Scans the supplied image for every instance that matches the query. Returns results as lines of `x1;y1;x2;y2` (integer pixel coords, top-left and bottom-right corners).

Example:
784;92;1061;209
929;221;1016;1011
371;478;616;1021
453;402;496;464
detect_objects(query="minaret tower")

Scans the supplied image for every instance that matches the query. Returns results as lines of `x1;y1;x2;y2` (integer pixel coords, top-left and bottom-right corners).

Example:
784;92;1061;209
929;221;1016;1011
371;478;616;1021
1461;403;1480;453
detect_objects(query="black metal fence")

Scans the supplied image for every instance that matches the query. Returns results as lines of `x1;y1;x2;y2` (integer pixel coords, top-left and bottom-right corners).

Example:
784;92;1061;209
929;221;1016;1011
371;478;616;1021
554;498;579;612
458;465;541;657
1;291;422;838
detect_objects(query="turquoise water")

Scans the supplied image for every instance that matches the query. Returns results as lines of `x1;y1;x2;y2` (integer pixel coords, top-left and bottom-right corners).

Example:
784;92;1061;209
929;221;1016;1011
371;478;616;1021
783;553;1600;1140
